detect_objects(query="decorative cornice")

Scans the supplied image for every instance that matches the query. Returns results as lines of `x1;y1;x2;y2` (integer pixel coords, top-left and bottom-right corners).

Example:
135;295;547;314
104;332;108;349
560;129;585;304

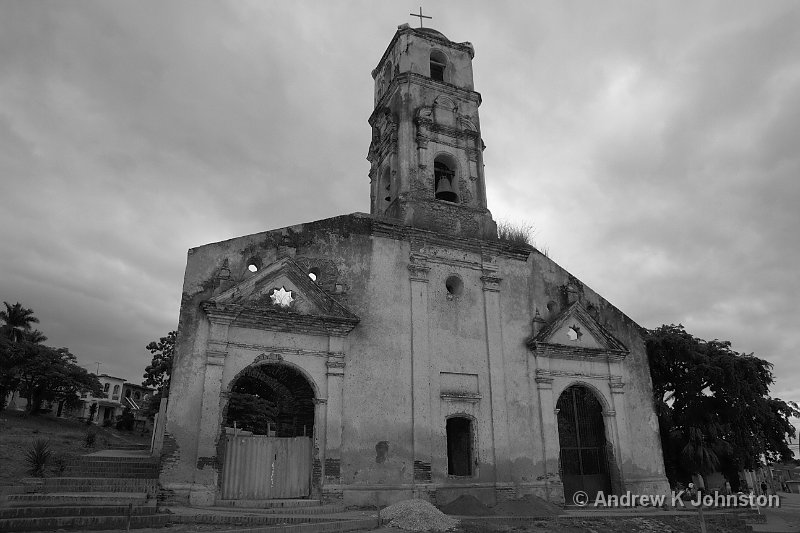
366;216;533;262
408;253;431;282
535;369;625;384
254;352;283;364
440;392;482;403
480;274;502;292
225;342;335;359
529;343;628;362
201;301;359;338
207;353;225;366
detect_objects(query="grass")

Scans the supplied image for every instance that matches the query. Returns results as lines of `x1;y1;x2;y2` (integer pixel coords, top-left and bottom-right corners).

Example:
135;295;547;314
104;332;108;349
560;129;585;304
0;410;151;485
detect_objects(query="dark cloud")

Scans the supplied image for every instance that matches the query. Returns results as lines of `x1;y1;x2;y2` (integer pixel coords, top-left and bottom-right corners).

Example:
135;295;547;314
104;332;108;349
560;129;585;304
1;1;798;419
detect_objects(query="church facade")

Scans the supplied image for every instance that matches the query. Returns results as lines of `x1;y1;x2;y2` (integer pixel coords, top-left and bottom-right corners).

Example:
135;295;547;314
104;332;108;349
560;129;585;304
158;24;670;507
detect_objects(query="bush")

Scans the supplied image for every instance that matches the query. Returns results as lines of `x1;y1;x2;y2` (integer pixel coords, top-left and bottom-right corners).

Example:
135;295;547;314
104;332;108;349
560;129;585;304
84;428;97;448
497;220;534;246
86;403;98;425
116;408;135;431
25;439;52;477
52;453;68;475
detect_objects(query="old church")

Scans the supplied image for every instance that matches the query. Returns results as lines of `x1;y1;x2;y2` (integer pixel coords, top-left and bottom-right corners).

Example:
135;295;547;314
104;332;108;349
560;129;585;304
157;23;670;507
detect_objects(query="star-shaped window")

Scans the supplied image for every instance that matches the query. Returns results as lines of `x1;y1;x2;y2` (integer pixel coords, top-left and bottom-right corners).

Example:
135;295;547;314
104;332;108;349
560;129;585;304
567;325;583;341
270;287;294;308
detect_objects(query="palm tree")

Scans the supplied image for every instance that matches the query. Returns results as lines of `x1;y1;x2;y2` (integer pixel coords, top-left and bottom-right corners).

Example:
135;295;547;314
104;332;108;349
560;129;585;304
0;302;40;342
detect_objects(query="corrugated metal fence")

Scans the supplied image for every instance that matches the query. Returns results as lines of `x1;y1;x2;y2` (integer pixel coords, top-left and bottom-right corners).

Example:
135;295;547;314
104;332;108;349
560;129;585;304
221;435;312;499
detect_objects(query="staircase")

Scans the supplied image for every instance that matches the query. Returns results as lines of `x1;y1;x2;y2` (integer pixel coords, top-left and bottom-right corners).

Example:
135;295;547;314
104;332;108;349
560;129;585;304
169;498;379;532
0;446;171;532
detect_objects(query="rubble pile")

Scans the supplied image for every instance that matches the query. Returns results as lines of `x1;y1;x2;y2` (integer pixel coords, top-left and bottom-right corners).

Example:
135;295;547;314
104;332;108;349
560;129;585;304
380;499;459;532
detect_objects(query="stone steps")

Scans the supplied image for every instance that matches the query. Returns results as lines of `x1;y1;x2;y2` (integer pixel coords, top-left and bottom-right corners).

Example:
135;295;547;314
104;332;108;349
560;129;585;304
2;448;165;531
214;498;323;508
192;504;346;515
194;518;380;533
23;477;158;493
62;467;159;478
0;504;159;518
6;492;152;506
0;512;170;532
66;457;158;465
105;443;150;451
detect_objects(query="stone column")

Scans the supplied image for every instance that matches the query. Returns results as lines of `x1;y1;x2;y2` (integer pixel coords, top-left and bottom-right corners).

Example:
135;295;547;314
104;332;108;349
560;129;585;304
191;313;232;506
481;264;511;481
324;345;345;487
535;374;562;500
606;377;629;491
408;253;433;483
313;398;328;494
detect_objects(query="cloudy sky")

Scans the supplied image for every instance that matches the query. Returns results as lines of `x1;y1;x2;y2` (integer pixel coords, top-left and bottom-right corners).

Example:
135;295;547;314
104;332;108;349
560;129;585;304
1;1;798;431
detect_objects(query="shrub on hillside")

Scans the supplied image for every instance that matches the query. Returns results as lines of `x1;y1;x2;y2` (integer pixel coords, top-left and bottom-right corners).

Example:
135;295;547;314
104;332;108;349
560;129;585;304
52;453;68;475
25;439;52;477
84;427;97;448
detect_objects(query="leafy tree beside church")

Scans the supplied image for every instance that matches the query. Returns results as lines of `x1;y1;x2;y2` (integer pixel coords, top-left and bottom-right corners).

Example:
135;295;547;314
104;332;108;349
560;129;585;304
646;324;799;490
142;330;176;417
0;301;102;413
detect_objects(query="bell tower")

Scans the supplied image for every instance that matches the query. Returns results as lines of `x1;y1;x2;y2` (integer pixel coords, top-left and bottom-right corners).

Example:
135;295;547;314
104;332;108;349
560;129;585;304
367;24;497;240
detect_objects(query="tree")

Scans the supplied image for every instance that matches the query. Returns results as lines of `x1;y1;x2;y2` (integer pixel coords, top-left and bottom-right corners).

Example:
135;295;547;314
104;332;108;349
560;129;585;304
15;344;102;415
142;330;177;419
143;330;176;390
647;324;800;489
0;303;48;409
225;392;278;435
0;302;40;342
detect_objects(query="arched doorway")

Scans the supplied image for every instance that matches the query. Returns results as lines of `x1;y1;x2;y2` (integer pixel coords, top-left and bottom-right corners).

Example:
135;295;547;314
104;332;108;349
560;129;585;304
557;384;613;501
220;363;316;500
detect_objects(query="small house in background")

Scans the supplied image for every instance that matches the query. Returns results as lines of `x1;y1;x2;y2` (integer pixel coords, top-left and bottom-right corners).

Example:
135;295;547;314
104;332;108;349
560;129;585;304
121;382;156;432
78;374;154;429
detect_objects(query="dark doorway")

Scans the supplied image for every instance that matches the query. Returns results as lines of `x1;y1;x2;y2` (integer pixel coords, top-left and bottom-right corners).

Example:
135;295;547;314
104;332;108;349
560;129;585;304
557;385;613;501
446;416;473;476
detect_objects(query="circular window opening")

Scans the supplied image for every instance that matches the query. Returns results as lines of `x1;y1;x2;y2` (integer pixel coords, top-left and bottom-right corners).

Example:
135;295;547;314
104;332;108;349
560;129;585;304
248;264;259;273
445;275;463;297
308;267;321;282
546;300;558;314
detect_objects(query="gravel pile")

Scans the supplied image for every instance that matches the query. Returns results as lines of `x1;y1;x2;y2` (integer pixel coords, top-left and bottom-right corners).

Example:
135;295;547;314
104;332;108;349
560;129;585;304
380;498;460;532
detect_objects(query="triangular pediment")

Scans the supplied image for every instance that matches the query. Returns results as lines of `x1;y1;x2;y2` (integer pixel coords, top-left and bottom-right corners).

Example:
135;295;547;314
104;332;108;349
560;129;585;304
201;257;359;336
530;302;628;355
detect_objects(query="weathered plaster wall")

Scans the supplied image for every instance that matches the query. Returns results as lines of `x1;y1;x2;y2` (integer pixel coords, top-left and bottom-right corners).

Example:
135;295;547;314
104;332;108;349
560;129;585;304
161;213;668;506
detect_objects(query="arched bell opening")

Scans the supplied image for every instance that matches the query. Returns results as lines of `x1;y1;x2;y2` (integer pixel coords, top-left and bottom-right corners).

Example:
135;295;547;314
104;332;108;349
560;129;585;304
434;154;459;203
556;384;614;502
429;49;447;82
223;363;315;438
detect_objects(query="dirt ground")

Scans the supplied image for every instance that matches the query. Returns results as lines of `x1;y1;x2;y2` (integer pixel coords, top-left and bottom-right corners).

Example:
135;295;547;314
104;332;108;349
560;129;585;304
0;409;151;485
69;515;749;533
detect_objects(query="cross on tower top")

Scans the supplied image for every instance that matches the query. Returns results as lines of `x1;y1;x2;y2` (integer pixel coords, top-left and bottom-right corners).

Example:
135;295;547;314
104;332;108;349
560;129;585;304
410;7;432;28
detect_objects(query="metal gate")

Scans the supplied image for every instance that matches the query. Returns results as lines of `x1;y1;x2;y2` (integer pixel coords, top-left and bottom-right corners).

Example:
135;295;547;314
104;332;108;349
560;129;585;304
220;435;312;499
557;385;612;501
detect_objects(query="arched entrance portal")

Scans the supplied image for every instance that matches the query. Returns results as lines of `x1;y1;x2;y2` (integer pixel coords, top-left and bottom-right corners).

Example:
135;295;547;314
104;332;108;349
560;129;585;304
220;363;315;500
557;385;613;501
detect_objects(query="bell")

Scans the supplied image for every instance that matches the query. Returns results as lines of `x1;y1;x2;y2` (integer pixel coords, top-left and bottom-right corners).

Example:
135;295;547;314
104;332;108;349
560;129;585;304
435;179;459;203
